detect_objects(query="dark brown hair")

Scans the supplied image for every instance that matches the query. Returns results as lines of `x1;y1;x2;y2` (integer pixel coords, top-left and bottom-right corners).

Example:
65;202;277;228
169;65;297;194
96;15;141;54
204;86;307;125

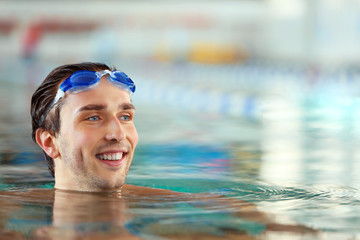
31;62;113;176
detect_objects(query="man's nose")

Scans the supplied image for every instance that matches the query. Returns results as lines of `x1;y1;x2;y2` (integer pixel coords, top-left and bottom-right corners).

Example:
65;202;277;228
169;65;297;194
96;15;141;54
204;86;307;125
105;116;125;142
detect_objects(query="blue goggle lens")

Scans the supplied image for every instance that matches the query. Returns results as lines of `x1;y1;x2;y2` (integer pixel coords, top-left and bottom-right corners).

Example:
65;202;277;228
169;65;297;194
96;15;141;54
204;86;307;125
71;72;98;85
110;71;136;93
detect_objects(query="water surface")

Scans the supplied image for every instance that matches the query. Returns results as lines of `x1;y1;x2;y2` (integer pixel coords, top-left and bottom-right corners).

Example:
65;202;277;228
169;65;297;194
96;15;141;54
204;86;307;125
0;64;360;239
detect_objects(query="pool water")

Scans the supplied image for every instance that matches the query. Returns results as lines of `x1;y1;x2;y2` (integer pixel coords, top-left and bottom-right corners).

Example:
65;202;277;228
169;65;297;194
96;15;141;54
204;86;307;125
1;62;360;239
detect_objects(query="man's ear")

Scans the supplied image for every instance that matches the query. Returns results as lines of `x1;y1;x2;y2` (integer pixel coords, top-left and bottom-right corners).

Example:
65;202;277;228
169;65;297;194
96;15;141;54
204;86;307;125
35;128;60;159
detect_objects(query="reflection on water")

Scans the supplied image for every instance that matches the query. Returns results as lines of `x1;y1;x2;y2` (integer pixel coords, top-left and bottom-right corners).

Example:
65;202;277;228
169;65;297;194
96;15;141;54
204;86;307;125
0;62;360;239
1;187;320;239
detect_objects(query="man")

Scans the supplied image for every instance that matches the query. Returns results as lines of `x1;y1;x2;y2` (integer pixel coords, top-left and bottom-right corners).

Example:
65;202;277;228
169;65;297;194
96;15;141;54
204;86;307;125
31;62;138;191
21;62;316;238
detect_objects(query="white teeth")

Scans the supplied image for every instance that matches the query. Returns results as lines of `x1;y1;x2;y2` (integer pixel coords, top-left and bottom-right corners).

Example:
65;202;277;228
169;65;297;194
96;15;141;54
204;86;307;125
97;153;124;161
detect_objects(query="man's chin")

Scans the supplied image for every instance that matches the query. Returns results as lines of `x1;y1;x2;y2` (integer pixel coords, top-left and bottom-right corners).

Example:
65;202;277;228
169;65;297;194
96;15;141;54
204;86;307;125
91;178;126;192
55;171;127;192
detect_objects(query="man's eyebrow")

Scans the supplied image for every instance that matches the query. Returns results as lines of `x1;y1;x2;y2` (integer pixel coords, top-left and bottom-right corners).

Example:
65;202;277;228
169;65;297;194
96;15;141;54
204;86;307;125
121;103;135;110
75;103;135;115
76;104;106;114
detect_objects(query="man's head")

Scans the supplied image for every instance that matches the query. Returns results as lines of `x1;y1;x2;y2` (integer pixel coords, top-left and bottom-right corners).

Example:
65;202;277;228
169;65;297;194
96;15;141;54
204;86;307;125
31;62;138;192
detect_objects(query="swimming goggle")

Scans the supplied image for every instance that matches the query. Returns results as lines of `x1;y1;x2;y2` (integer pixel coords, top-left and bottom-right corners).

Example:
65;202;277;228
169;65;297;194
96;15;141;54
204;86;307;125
39;70;135;126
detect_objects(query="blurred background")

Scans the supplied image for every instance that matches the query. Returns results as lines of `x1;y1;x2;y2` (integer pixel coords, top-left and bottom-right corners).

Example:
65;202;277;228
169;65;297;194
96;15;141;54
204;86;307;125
1;1;360;236
1;0;360;188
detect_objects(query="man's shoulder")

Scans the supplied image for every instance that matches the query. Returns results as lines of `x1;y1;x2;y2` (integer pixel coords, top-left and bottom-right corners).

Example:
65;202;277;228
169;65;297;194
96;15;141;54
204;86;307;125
0;188;55;205
121;184;186;197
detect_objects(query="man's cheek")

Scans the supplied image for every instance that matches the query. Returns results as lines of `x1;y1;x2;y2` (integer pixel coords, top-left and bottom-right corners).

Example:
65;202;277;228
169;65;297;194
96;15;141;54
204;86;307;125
76;135;95;149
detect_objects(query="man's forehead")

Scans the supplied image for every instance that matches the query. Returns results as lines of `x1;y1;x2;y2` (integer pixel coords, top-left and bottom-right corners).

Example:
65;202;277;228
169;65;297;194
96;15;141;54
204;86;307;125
62;84;133;114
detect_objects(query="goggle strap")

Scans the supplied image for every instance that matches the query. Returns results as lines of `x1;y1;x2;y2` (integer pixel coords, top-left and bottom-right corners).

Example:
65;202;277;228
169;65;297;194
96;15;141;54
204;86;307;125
38;89;64;126
53;89;65;104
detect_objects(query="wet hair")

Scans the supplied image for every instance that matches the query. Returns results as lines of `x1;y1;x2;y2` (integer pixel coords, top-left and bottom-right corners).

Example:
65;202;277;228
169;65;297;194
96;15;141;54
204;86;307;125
31;62;114;177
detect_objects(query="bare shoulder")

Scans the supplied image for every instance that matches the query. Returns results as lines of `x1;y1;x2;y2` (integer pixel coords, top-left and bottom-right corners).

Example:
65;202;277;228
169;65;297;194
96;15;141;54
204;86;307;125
0;188;55;205
0;188;54;197
121;184;185;197
120;185;228;202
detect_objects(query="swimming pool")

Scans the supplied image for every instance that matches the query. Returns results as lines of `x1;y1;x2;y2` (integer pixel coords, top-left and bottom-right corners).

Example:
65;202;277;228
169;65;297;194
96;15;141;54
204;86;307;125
0;61;359;239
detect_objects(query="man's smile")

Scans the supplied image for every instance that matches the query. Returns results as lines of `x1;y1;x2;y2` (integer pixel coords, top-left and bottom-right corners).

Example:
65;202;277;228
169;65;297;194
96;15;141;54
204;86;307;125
95;150;128;167
96;152;125;161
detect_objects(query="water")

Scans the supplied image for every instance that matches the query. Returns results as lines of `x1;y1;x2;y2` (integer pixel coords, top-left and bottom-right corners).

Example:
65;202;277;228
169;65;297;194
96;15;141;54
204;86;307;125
1;62;360;239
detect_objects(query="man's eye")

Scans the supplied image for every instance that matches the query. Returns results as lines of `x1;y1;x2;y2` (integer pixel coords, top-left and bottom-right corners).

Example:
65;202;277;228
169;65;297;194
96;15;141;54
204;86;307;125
86;116;100;121
119;115;132;121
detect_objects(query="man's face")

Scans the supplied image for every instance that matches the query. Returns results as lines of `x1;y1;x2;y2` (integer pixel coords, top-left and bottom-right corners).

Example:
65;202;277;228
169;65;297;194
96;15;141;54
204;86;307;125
53;76;138;191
